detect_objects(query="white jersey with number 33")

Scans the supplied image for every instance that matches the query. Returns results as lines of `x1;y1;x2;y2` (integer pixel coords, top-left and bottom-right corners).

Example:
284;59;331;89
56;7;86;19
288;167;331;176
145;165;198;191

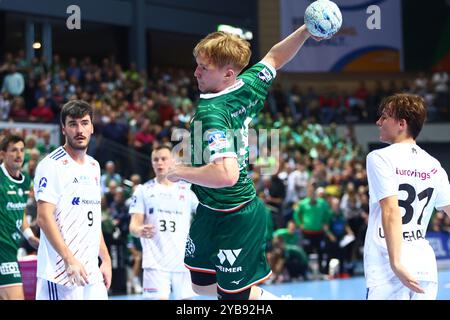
364;143;450;288
129;179;198;272
34;147;103;287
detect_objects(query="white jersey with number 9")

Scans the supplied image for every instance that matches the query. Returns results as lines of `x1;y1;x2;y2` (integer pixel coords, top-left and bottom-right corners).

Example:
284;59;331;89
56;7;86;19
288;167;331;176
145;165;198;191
34;147;103;287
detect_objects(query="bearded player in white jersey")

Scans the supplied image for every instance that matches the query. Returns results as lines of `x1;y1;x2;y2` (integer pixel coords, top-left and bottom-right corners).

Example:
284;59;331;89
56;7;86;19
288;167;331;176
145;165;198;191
129;145;198;300
364;93;450;300
34;100;112;300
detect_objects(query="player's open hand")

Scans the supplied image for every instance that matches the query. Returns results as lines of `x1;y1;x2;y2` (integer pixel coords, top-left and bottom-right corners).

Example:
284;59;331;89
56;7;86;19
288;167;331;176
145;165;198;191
392;263;425;294
167;166;181;182
100;258;112;289
310;34;327;41
140;224;155;239
65;257;89;287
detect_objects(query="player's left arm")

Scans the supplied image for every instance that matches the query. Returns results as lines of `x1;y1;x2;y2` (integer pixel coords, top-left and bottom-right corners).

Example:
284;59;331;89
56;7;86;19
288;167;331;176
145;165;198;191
167;157;239;188
21;211;39;249
380;195;424;293
98;232;112;289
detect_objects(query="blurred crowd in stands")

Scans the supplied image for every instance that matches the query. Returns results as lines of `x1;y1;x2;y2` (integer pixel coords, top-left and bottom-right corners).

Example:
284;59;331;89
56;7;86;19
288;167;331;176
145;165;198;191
1;51;449;293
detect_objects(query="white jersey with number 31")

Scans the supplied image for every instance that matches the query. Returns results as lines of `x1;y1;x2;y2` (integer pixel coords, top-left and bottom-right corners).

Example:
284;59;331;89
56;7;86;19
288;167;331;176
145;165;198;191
34;147;103;287
364;143;450;288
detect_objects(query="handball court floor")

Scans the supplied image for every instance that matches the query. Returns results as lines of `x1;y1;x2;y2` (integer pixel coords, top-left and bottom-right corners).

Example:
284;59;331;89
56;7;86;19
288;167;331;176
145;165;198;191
110;270;450;300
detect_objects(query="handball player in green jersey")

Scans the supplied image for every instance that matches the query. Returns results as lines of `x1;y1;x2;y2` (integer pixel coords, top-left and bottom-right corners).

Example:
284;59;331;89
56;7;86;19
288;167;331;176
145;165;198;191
0;135;39;299
167;25;327;300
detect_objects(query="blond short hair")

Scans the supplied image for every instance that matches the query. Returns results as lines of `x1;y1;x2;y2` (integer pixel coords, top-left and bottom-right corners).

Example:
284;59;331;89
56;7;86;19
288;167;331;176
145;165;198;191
193;31;251;72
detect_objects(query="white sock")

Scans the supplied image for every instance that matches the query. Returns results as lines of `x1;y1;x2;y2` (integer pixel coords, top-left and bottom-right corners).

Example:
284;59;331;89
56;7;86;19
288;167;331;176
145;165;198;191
258;288;280;300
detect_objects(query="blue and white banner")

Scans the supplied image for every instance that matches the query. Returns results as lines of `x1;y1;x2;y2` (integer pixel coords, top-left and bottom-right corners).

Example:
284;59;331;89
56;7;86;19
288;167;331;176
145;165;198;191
280;0;403;72
427;232;450;269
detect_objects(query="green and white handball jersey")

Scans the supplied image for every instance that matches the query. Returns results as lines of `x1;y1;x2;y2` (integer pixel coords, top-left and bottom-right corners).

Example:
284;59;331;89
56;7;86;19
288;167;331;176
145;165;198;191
190;61;276;211
0;163;30;253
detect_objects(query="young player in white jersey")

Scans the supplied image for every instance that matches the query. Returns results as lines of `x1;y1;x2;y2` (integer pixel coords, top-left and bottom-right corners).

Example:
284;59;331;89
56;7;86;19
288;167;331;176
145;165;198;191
34;100;112;300
129;145;198;299
364;93;450;300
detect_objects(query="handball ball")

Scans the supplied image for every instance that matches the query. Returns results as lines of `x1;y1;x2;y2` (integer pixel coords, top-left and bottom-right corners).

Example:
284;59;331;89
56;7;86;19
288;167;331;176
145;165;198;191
304;0;342;38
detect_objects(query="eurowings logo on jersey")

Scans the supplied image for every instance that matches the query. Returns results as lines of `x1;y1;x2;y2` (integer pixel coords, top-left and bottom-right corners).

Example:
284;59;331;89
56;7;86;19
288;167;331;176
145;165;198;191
395;167;432;181
207;130;228;152
258;68;272;83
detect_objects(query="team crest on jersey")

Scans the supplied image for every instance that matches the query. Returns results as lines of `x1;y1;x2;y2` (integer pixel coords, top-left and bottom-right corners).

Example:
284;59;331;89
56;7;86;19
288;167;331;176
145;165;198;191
61;159;69;165
149;208;154;214
185;235;195;258
207;130;228;152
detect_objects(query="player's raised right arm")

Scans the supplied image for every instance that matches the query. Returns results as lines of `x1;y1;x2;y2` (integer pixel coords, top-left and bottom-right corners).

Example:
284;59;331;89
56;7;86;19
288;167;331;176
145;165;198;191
261;25;312;71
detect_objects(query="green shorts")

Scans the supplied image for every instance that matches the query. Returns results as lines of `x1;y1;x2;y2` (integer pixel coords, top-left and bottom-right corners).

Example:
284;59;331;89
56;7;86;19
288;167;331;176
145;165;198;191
184;197;271;293
0;246;22;287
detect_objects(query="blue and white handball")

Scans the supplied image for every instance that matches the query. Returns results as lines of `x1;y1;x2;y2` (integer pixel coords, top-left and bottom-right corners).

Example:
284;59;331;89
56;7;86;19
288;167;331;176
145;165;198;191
304;0;342;38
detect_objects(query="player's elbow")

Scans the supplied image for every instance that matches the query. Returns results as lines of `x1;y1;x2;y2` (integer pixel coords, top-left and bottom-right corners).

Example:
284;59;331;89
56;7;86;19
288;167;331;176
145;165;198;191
221;173;238;187
214;157;239;187
221;165;239;187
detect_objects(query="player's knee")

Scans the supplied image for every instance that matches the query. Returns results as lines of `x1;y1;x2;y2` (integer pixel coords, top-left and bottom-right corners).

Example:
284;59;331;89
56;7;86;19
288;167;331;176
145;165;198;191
217;287;251;300
190;270;217;296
